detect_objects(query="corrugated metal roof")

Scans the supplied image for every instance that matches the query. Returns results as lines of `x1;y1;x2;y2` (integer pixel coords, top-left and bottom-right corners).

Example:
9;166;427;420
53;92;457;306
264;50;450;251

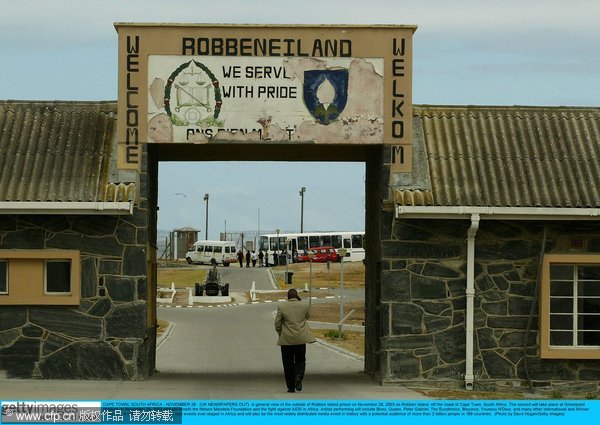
395;105;600;208
0;100;134;203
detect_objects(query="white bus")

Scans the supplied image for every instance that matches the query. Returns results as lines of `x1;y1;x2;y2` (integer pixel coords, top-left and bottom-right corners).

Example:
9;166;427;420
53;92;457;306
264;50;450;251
258;231;365;265
185;240;237;266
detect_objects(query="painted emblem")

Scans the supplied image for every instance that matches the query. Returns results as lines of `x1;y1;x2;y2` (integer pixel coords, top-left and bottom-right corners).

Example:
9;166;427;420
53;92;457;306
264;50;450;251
164;60;223;127
303;69;349;125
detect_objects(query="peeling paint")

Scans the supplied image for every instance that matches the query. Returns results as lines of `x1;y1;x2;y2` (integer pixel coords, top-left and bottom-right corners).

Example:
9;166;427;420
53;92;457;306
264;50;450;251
147;56;384;144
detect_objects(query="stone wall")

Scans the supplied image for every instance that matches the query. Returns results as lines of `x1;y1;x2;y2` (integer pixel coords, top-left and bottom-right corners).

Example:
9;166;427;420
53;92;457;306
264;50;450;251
380;218;600;391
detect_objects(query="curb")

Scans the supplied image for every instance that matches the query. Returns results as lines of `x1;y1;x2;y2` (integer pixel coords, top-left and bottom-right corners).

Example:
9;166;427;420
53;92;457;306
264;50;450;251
156;321;174;349
157;294;341;308
315;338;364;361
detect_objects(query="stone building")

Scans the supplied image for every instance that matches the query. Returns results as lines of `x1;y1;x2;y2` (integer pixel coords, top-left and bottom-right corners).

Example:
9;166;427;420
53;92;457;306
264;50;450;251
1;100;599;392
372;105;600;391
0;101;152;379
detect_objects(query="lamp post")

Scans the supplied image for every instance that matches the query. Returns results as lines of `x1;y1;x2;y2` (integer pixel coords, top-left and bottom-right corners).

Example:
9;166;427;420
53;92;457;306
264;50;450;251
275;228;280;266
307;250;315;312
299;187;306;233
337;247;347;338
203;193;209;240
285;238;291;285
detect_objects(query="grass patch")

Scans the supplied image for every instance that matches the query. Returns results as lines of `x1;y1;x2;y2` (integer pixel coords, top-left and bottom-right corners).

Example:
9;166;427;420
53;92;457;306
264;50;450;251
158;268;207;289
272;261;365;289
323;329;347;340
313;329;364;357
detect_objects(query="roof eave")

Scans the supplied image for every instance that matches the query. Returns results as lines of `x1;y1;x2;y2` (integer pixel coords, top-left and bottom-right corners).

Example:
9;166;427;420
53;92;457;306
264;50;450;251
395;206;600;221
0;201;133;215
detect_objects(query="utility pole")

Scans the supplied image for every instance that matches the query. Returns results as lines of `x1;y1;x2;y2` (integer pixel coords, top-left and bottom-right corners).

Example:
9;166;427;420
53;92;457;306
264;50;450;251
203;193;209;240
299;187;306;233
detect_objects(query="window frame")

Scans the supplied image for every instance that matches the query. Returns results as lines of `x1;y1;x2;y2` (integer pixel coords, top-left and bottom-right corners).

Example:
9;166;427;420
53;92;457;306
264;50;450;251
0;259;7;295
541;254;600;359
44;259;73;295
0;250;80;305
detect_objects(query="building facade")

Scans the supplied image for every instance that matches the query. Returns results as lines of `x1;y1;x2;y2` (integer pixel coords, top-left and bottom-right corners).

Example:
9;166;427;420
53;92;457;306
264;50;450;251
1;101;599;392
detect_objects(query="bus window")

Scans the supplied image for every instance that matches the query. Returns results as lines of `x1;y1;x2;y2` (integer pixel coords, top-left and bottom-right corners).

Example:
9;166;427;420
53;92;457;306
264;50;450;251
343;238;351;249
331;235;342;248
278;237;287;251
309;236;320;247
196;245;204;253
298;236;308;251
259;236;268;251
352;234;363;248
205;246;213;253
269;237;278;251
214;246;222;253
321;235;331;246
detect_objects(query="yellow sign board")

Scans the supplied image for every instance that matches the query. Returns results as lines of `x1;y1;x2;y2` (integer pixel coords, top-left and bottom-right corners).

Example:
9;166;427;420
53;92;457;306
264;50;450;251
115;24;416;171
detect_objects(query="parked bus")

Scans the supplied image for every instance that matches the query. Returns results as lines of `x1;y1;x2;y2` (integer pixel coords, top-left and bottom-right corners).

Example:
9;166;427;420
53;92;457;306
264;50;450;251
185;240;237;266
258;231;365;265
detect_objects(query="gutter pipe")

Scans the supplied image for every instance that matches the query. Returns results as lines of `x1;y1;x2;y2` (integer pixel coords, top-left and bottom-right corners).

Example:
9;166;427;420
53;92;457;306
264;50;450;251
465;214;480;391
0;201;133;215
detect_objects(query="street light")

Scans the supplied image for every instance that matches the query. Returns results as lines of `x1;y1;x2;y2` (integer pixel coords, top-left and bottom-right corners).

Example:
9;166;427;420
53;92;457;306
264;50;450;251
285;238;292;285
203;193;209;240
275;228;280;266
338;247;348;338
299;187;306;233
307;250;315;312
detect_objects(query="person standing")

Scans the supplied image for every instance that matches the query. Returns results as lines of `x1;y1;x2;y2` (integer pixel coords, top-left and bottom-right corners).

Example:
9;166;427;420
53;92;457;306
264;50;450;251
258;249;264;267
274;289;316;393
237;250;244;268
251;250;257;267
245;250;251;268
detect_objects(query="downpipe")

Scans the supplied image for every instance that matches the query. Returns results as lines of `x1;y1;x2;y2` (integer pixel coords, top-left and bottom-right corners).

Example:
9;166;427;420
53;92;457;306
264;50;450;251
465;214;480;390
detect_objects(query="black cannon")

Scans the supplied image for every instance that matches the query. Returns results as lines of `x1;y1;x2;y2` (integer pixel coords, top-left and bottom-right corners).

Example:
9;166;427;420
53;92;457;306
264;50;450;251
194;264;230;296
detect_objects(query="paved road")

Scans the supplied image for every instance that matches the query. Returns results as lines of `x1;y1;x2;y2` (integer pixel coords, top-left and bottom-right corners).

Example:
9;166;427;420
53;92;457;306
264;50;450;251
153;301;427;399
217;266;277;291
157;302;362;375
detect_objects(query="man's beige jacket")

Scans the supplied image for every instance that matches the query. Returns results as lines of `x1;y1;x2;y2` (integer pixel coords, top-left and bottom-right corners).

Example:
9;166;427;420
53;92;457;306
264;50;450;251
274;299;317;346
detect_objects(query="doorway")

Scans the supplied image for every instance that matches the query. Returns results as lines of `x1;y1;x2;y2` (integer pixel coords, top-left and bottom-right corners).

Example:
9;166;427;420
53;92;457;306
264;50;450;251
146;143;383;380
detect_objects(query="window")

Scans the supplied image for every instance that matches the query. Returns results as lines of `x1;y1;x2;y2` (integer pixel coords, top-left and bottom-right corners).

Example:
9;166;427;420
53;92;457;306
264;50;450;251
45;260;72;294
0;260;7;294
297;236;308;251
331;235;342;248
0;250;80;305
309;236;320;247
214;246;222;254
196;245;204;253
541;254;600;359
351;234;363;248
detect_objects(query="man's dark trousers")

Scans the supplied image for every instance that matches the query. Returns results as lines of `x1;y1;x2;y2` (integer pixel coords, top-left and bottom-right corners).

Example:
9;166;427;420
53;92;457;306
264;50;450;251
280;344;306;391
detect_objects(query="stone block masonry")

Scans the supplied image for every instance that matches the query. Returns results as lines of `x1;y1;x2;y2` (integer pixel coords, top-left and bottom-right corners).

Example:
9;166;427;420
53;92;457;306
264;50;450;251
379;218;600;391
0;210;151;380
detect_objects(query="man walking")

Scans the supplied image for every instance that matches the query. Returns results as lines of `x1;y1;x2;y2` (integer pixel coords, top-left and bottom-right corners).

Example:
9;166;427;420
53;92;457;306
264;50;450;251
274;289;316;393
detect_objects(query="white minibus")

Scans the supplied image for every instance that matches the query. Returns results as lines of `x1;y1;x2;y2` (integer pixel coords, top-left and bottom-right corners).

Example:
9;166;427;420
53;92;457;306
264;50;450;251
185;240;237;266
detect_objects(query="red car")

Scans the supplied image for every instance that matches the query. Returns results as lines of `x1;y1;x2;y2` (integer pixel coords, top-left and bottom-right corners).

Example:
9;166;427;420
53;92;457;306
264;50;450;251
296;247;339;263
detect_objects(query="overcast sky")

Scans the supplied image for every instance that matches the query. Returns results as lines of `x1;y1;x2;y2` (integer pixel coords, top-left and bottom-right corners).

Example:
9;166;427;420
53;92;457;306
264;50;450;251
2;0;599;238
